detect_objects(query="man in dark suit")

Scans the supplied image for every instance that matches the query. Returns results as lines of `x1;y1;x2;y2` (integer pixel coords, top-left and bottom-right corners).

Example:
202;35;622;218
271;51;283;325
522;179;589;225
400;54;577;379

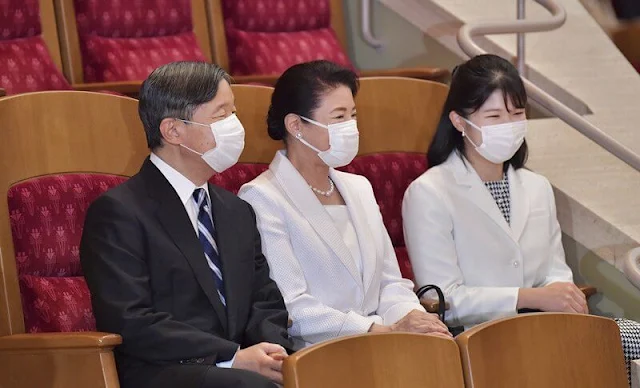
80;61;292;388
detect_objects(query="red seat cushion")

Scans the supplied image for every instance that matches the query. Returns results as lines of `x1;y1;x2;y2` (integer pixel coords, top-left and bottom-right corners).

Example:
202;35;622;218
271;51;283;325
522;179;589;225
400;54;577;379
19;275;95;332
340;153;428;280
73;0;207;82
8;173;127;332
210;163;269;194
222;0;354;75
0;0;71;94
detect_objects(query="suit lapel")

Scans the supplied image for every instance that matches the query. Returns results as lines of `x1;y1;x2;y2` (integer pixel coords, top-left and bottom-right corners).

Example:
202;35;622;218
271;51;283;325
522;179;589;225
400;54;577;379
331;171;376;292
508;167;530;243
141;159;228;334
208;184;244;340
449;154;514;240
270;151;362;287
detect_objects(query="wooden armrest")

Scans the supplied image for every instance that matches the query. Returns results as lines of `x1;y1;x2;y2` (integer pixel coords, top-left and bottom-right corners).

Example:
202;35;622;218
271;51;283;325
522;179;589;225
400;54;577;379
0;88;5;97
578;285;597;298
231;74;280;86
420;298;450;313
0;332;122;351
359;67;450;82
288;318;292;328
72;81;142;96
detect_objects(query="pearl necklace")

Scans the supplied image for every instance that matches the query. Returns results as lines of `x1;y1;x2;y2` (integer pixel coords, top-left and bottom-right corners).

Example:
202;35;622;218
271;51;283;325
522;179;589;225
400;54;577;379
310;178;335;197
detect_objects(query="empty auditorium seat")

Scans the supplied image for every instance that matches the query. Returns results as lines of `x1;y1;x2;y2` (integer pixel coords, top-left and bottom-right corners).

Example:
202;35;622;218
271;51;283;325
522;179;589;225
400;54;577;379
0;0;71;94
340;77;448;280
206;0;449;84
0;91;148;388
283;332;465;387
456;313;628;387
54;0;215;93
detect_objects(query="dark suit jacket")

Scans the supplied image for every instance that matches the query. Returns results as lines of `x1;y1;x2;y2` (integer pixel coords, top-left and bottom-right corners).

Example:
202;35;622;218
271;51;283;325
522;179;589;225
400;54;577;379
80;158;292;377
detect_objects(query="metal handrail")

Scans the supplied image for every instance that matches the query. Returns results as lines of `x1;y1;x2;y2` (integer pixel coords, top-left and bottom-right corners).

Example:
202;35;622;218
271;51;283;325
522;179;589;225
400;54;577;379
457;0;640;172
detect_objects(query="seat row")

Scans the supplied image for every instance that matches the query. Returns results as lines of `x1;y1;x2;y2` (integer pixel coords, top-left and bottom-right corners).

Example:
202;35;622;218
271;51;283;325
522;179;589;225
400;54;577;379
0;79;606;387
0;0;448;97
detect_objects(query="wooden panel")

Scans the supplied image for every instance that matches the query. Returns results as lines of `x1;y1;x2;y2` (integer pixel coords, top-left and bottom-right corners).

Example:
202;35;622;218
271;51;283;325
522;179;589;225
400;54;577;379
330;0;348;50
283;333;465;388
231;84;281;163
205;0;230;71
40;0;63;70
192;0;213;61
0;91;148;336
0;348;119;388
456;313;628;388
356;77;449;155
54;0;84;83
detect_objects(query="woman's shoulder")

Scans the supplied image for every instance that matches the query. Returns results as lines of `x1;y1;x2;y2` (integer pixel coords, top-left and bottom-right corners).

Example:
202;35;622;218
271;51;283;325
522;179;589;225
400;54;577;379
407;163;455;194
237;169;281;205
515;168;552;192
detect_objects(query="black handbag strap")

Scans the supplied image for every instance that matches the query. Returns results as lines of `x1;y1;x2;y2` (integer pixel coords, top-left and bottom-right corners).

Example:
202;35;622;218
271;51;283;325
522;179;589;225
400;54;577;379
415;284;446;323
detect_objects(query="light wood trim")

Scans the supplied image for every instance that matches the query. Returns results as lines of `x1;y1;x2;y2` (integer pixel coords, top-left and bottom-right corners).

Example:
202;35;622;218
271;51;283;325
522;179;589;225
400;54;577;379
0;332;122;350
283;332;464;388
72;81;142;96
0;347;120;388
192;0;213;61
54;0;84;83
456;313;628;388
205;0;230;71
39;0;63;70
231;84;280;163
359;67;450;83
0;91;148;336
330;0;348;50
231;74;279;86
356;77;449;155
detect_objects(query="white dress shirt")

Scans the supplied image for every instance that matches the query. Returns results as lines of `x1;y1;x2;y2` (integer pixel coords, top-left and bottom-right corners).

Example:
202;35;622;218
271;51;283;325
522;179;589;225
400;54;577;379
150;153;236;367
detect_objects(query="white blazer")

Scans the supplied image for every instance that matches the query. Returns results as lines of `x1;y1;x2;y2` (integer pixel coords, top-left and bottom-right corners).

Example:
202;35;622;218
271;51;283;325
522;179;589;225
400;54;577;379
239;150;424;347
402;153;573;328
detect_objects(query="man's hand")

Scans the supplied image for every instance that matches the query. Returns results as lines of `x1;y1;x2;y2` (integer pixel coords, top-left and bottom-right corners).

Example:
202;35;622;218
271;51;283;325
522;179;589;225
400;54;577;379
233;342;288;383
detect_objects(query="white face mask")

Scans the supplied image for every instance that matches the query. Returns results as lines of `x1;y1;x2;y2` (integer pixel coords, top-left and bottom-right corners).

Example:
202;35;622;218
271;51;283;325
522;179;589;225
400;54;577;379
296;116;359;168
462;118;527;164
180;113;245;173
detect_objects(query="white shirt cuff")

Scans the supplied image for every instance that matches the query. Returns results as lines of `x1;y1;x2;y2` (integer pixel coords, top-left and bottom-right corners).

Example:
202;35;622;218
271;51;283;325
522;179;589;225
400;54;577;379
216;347;239;368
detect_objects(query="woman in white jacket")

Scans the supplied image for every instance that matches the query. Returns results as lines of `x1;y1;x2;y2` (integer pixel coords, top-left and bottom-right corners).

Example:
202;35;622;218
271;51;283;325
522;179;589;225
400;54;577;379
239;61;450;348
403;54;587;329
402;55;639;381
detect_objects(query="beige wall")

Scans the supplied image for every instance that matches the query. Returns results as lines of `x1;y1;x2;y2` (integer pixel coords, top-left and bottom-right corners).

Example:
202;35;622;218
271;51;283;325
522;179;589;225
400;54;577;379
341;0;460;71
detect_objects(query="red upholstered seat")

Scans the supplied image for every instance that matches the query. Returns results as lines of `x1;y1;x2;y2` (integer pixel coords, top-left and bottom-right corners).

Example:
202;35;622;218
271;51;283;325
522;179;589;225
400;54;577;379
340;153;428;281
73;0;208;82
7;173;127;332
222;0;354;76
0;0;71;94
210;163;269;194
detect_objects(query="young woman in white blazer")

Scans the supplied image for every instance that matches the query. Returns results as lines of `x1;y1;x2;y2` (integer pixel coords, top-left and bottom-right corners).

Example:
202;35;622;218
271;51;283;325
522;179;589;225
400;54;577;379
403;54;591;330
402;55;640;381
239;61;450;348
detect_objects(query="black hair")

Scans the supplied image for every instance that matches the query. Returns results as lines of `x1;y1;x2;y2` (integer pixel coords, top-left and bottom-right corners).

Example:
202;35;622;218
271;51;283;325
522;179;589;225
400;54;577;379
138;61;231;150
428;54;529;170
267;60;359;142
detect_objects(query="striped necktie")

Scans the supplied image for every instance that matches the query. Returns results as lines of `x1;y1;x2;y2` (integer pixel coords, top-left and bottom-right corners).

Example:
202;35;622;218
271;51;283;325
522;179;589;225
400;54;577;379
193;188;226;305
